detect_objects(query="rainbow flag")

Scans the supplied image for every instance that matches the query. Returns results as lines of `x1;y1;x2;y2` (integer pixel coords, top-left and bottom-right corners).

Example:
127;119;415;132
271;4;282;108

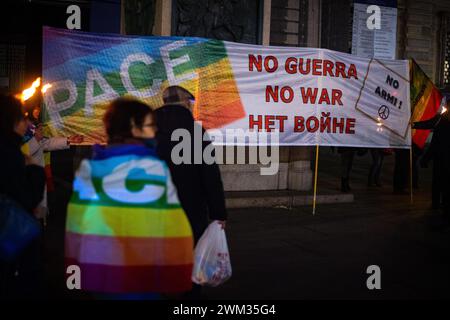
410;60;442;148
42;27;245;143
65;145;193;293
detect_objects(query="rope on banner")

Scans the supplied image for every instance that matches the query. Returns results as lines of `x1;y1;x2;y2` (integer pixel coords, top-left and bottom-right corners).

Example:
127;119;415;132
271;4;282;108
312;145;319;215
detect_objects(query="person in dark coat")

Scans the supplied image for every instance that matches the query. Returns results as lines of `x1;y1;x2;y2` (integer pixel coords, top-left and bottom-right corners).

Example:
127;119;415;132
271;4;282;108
155;86;227;243
393;148;410;194
338;147;355;192
155;86;227;300
413;108;450;214
0;95;46;299
368;148;384;187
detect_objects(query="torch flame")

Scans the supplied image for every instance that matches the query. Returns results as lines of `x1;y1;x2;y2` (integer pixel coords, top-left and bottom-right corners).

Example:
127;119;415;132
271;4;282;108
441;106;448;115
32;77;41;88
20;77;41;102
41;83;52;94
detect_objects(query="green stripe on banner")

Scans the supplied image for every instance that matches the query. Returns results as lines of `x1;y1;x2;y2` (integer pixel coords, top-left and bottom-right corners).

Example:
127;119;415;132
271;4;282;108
69;195;182;210
169;39;228;74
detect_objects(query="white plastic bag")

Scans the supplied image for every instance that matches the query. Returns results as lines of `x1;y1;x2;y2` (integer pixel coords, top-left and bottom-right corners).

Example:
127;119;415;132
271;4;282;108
192;221;232;286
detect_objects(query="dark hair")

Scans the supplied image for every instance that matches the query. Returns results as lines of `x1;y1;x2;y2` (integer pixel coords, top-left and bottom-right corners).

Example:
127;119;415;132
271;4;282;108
0;94;26;138
103;98;154;143
162;86;195;104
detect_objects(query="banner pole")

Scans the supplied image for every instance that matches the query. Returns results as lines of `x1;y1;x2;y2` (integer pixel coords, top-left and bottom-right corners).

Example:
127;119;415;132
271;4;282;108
288;147;293;210
313;145;319;215
410;146;413;204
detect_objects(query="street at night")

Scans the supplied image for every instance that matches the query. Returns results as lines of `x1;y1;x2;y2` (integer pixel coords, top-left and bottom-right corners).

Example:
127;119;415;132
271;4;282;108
40;148;450;300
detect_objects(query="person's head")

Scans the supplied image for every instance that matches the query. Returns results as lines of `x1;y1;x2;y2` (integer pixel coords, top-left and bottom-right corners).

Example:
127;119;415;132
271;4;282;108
103;98;156;144
0;94;29;138
162;86;195;111
31;107;41;122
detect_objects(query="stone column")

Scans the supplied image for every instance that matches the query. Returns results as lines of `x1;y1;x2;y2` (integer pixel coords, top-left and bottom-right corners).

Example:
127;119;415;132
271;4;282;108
283;0;319;193
216;0;278;192
153;0;172;36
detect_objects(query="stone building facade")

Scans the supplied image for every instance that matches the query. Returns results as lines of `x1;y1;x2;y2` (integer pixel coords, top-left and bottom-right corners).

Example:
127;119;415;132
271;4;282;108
154;0;450;193
142;0;450;192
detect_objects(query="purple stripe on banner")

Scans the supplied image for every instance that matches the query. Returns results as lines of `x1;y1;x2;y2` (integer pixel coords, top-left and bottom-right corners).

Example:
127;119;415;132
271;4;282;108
43;26;131;69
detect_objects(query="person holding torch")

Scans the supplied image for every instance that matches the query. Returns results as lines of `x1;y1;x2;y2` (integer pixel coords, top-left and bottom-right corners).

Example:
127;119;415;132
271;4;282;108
413;97;450;216
19;78;84;223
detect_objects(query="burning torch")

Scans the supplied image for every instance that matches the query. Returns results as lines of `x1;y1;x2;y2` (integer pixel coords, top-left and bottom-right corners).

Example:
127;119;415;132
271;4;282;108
438;96;448;115
16;77;52;141
16;77;52;122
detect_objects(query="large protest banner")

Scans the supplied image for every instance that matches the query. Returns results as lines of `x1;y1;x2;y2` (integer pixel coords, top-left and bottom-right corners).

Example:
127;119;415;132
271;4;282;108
42;27;411;147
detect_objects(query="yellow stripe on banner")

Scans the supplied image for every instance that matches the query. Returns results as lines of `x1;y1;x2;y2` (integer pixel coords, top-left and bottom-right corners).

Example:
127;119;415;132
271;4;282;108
198;58;235;89
411;82;433;123
66;203;193;238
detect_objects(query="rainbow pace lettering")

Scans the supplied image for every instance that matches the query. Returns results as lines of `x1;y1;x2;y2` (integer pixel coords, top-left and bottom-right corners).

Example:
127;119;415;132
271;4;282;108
42;27;245;144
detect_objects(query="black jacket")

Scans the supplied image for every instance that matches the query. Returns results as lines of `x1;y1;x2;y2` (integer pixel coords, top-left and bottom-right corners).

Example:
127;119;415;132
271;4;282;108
413;113;450;168
155;105;227;242
0;133;45;213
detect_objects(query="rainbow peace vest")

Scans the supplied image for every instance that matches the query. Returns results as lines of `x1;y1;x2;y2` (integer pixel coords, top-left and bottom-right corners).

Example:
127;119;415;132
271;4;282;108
65;144;193;293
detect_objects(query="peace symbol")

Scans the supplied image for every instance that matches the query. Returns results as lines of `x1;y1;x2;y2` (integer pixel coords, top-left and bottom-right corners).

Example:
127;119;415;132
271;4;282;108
378;105;390;120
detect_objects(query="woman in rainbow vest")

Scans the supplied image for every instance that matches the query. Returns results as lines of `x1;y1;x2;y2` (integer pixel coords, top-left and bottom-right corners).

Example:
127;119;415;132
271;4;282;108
65;98;193;298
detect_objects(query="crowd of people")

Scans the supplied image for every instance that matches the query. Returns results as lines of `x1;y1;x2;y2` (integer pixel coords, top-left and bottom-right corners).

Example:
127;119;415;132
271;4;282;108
0;86;227;299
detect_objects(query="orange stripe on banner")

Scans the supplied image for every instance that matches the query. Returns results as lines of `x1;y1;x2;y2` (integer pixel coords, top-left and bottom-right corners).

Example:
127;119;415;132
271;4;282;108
65;232;193;266
199;79;242;107
197;99;246;130
194;58;245;129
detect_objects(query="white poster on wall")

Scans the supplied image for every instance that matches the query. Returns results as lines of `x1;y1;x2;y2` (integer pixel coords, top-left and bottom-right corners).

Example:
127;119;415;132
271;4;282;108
352;2;397;60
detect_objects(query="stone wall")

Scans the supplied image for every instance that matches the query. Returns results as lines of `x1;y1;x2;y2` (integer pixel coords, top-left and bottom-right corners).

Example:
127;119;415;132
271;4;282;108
150;0;450;192
400;0;450;86
270;0;309;47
